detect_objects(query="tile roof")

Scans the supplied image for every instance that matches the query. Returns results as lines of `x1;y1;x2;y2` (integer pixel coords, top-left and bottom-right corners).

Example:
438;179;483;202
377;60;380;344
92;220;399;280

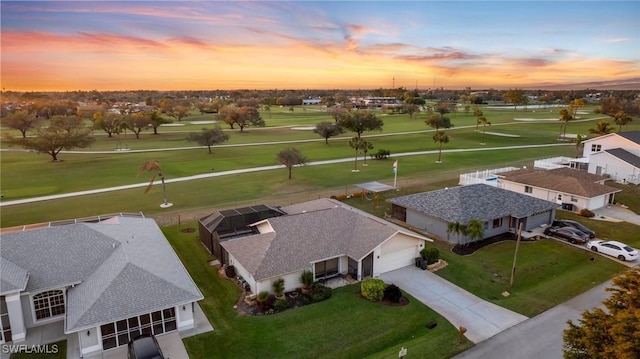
499;167;620;197
221;199;431;281
604;148;640;169
387;184;560;223
0;217;203;333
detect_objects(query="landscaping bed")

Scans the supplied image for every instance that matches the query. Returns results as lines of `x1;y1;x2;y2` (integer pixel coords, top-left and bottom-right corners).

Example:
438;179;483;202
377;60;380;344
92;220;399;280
452;232;535;255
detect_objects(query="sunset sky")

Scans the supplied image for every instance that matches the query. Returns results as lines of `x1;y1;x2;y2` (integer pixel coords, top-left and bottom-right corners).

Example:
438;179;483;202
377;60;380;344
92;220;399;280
1;1;639;91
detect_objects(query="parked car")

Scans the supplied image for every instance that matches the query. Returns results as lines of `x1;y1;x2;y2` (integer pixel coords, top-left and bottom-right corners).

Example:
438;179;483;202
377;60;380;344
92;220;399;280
544;226;590;244
587;240;639;261
552;220;595;238
128;335;164;359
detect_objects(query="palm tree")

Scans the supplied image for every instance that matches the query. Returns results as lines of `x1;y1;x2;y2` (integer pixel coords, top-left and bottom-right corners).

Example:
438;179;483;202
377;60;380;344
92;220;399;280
588;120;615;136
477;116;491;144
575;134;585;158
447;222;468;245
138;160;171;207
432;131;449;163
559;108;573;140
348;137;364;171
361;140;374;166
465;219;484;246
614;111;632;132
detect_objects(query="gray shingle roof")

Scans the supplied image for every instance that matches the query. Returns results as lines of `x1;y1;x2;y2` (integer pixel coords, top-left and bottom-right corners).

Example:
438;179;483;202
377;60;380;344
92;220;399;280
618;131;640;145
605;148;640;169
222;200;430;281
387;184;560;223
0;217;203;333
499;168;620;197
0;259;29;294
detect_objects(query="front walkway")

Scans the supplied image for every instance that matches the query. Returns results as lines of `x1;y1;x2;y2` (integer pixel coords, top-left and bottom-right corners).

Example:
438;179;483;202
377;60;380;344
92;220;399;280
379;266;528;344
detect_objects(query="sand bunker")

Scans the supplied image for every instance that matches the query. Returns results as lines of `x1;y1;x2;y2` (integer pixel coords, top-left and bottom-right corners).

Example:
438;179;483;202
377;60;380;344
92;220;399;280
291;126;316;130
190;120;218;125
513;118;558;121
481;131;521;138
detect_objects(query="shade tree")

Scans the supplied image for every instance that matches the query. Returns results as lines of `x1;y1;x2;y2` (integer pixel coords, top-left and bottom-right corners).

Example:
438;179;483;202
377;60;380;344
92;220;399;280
276;147;308;179
187;126;229;154
3;110;41;137
314;121;343;144
337;110;383;139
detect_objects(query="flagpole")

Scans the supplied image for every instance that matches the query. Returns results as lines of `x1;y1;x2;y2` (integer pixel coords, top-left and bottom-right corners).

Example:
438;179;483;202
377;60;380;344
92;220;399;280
393;160;398;187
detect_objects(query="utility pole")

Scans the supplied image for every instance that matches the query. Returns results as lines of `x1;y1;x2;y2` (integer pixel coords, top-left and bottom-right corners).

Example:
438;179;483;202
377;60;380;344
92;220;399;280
510;222;524;286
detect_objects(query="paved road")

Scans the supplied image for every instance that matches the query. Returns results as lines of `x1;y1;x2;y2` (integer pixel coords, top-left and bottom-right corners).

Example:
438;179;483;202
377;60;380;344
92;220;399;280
452;280;611;359
0;143;569;207
380;266;528;344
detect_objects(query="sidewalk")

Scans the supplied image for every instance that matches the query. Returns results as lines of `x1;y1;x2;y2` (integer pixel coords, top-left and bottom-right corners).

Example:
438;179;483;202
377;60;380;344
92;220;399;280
379;266;528;343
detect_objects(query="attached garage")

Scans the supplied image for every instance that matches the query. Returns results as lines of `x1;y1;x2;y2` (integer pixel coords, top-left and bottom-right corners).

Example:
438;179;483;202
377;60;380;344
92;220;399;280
377;234;423;274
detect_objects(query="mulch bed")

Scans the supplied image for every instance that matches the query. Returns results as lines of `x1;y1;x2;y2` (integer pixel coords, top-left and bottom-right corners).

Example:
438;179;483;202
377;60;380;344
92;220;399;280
452;232;534;255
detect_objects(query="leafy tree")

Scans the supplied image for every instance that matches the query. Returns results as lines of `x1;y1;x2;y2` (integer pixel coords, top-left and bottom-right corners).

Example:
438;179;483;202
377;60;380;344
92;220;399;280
563;267;640;359
129;112;152;139
348;136;364;171
330;106;347;122
503;89;528;108
435;101;452;117
447;221;468;245
216;106;240;129
403;103;419;118
337;110;383;139
3;110;41;137
236;106;265;132
477;115;491;143
276;147;307;179
137;160;170;207
432;131;449;163
187;126;229;154
588;121;615;136
568;99;586;120
93;112;120;137
614;111;632;132
314;121;343;144
5;115;95;161
465;219;484;245
559;108;573;139
173;103;191;121
149;111;171;135
425;114;452;132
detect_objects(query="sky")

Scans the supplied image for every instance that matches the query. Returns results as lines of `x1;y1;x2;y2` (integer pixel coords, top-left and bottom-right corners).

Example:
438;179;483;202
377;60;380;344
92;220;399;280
1;1;639;91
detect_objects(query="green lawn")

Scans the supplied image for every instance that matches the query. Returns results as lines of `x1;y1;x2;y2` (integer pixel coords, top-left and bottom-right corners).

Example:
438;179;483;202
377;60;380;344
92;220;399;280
163;224;473;359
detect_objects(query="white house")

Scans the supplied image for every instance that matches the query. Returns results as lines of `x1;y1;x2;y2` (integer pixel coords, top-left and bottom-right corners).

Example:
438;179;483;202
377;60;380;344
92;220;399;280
582;131;640;184
219;198;432;295
497;167;620;211
0;215;203;357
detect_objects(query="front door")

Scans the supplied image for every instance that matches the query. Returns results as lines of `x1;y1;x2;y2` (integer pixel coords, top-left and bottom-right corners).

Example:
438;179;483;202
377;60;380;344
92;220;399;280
362;252;373;278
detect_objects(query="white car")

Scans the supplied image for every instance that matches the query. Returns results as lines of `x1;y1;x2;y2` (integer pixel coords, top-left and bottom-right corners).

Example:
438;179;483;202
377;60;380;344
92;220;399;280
587;240;638;261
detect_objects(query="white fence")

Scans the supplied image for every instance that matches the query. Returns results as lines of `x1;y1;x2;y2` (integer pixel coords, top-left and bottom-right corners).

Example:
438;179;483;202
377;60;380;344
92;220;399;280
458;167;519;187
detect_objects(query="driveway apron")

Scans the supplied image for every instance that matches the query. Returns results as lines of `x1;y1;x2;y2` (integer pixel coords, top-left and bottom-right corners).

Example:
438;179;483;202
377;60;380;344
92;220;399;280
379;266;528;343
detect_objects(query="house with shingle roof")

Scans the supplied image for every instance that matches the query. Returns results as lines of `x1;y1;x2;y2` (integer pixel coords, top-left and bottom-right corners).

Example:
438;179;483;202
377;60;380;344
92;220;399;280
219;198;433;295
387;184;559;244
0;216;203;357
497;167;621;211
582;131;640;184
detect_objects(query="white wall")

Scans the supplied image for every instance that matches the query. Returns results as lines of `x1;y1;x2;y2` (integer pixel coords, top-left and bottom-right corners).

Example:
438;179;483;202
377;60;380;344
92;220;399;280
176;303;194;331
589;152;640;184
79;327;102;356
582;133;640;158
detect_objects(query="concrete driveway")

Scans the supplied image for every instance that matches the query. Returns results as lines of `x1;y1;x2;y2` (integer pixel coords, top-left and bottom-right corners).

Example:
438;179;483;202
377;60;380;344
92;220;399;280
379;266;528;343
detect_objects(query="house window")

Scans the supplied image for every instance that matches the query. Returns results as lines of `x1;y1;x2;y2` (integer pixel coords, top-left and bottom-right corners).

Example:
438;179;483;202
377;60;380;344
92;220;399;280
591;144;602;152
557;194;563;201
524;186;533;194
101;307;177;350
314;258;339;280
571;196;578;202
492;218;502;228
33;290;65;321
1;296;12;343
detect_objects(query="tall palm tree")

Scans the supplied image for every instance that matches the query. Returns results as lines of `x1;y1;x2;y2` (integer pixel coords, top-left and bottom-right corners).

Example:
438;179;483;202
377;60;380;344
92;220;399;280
614;111;632;132
465;219;484;246
361;140;374;166
432;131;449;163
348;137;364;172
477;116;491;144
138;160;171;207
447;222;468;246
559;109;573;140
588;120;615;136
575;134;585;158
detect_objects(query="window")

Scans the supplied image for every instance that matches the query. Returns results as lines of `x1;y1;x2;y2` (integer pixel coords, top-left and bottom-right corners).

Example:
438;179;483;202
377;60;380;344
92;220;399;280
557;194;563;201
101;307;177;350
492;218;502;228
524;186;533;194
591;144;602;152
571;196;578;202
1;296;12;343
33;290;65;321
314;258;339;279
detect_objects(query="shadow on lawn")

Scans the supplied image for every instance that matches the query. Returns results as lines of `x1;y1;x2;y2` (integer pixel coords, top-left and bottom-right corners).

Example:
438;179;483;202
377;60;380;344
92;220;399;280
452;232;537;256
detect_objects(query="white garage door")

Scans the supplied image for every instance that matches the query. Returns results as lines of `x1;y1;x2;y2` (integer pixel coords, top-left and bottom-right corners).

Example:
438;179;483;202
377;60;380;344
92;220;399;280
378;246;417;274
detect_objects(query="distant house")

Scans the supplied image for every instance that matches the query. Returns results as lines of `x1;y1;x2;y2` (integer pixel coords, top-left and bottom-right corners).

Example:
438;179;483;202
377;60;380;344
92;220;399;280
497;167;620;211
582;131;640;184
0;216;203;357
387;184;559;244
302;98;321;105
217;198;432;295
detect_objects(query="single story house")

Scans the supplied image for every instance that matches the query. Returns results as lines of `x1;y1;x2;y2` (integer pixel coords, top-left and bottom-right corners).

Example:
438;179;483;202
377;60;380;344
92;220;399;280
387;184;560;244
0;215;203;357
497;167;621;211
219;198;433;295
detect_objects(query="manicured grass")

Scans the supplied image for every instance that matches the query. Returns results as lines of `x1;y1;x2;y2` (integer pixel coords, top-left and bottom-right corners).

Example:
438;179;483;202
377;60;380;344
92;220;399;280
163;224;473;359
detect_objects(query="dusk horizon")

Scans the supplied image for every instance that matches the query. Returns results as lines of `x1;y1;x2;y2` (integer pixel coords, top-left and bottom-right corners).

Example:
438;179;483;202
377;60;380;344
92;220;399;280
2;1;639;92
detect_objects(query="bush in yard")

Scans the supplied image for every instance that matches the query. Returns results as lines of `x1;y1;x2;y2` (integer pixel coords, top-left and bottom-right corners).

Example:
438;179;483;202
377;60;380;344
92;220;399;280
361;278;385;302
372;149;391;160
311;284;332;302
579;209;595;218
421;247;440;265
383;284;403;303
273;298;289;312
272;278;285;298
257;291;270;311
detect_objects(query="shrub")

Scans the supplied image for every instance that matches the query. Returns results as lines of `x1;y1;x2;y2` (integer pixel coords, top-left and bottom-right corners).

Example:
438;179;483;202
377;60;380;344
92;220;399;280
383;284;403;303
264;294;276;311
272;278;285;297
301;270;314;289
579;209;595;218
257;291;270;302
372;149;391;160
421;247;440;265
361;278;385;302
312;284;332;301
273;298;289;312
